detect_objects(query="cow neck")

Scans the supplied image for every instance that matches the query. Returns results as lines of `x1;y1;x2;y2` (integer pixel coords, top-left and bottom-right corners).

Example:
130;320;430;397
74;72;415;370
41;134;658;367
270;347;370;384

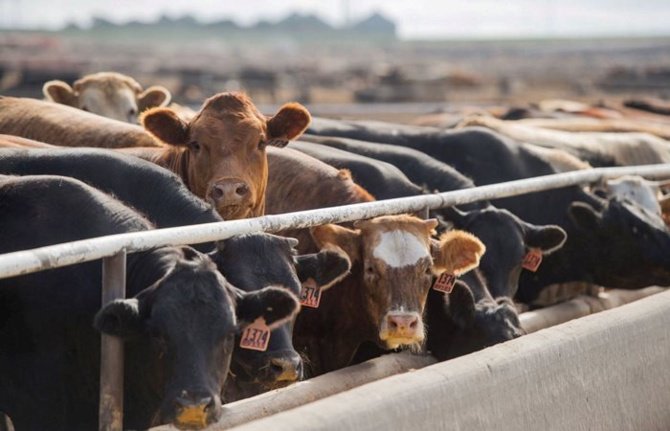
126;247;179;297
156;147;193;194
520;192;603;291
460;270;494;302
316;263;376;344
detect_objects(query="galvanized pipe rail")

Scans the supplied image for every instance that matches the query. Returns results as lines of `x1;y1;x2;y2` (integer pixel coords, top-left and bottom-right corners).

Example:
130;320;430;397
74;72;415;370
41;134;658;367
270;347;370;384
2;164;670;279
2;163;670;431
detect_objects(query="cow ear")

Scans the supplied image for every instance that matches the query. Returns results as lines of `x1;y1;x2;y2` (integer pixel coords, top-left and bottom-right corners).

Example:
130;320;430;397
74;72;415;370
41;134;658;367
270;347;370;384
447;281;476;328
141;107;189;147
442;206;471;227
94;299;143;338
266;102;311;146
295;248;351;291
235;286;300;330
524;224;567;255
138;86;172;112
311;224;361;264
432;230;485;276
43;80;78;106
569;202;602;231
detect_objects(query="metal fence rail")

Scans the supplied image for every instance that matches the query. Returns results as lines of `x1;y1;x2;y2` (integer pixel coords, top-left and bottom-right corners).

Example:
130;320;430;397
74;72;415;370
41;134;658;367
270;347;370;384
3;164;670;279
4;163;670;431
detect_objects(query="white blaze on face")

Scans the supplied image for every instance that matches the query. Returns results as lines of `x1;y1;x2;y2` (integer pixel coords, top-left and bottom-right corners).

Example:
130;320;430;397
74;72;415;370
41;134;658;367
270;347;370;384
373;230;429;268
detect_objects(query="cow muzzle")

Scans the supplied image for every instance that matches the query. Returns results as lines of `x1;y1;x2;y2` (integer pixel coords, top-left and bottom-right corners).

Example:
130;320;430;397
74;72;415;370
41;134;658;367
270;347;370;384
379;311;424;349
207;178;254;219
172;391;220;430
267;354;303;383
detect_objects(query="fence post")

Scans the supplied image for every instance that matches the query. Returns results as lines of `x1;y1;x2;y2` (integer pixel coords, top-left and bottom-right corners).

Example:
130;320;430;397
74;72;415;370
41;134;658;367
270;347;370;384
99;251;127;431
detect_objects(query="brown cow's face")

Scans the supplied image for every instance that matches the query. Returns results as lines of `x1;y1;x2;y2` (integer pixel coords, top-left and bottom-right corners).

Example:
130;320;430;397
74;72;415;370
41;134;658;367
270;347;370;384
142;93;311;220
312;215;485;351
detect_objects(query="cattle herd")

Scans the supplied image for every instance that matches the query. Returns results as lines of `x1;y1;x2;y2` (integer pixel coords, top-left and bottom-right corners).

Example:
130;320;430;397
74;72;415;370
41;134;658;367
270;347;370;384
1;72;670;430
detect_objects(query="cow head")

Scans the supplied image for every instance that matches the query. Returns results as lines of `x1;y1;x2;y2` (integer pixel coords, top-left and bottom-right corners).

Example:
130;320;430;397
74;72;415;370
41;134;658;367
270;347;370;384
94;248;299;429
311;215;485;350
43;72;171;123
569;196;670;288
141;92;311;220
444;206;567;298
209;233;349;390
427;279;524;360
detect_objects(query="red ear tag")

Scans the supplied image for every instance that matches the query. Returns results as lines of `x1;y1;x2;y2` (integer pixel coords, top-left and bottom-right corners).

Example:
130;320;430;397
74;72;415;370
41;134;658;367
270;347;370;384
432;272;457;294
239;318;270;351
299;279;322;309
522;248;543;272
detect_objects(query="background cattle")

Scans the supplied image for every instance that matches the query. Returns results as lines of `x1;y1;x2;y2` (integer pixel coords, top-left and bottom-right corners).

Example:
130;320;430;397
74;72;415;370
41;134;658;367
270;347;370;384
0;96;157;148
0;175;299;430
305;118;670;301
43;71;172;123
457;115;670;166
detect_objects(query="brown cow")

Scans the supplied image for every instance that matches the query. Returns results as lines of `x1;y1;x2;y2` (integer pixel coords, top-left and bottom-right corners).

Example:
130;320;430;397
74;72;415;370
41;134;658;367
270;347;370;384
43;71;171;123
0;94;311;220
0;96;157;148
265;149;485;374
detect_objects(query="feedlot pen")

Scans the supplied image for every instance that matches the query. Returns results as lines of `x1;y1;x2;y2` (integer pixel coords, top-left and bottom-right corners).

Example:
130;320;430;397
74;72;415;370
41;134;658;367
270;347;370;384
2;165;670;431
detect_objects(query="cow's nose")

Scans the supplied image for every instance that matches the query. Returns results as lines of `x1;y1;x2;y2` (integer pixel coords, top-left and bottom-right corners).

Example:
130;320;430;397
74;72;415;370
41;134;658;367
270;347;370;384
387;314;419;335
269;355;303;382
209;180;250;205
174;392;217;428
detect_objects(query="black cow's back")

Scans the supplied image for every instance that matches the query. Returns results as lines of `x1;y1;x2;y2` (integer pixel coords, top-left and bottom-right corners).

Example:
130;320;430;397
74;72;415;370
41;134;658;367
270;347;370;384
0;148;220;230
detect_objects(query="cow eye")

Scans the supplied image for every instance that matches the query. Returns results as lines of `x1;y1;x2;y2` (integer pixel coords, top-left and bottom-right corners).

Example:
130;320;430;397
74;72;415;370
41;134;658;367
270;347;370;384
128;108;137;118
81;105;89;112
258;139;267;150
189;141;201;152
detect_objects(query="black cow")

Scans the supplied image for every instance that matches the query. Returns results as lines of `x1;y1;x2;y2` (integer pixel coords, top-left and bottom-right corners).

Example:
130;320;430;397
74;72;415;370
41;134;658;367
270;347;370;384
0;175;299;430
209;234;350;401
0;148;351;398
307;118;670;299
301;133;480;210
0;148;217;249
426;272;524;361
288;141;424;200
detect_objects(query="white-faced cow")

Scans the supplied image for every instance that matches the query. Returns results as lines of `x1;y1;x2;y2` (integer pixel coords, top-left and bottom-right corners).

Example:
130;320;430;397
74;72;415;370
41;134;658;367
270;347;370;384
43;71;171;123
264;148;486;373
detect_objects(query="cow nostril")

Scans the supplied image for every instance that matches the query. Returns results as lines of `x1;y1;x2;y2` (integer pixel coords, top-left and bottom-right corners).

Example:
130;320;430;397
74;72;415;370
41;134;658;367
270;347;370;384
235;184;249;196
389;319;398;329
211;186;224;200
409;319;418;329
271;364;285;377
203;397;216;413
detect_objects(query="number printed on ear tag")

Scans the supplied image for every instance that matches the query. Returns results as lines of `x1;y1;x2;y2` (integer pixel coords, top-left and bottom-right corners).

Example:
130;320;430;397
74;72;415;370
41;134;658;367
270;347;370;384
239;318;270;351
522;248;543;272
300;279;322;308
432;272;456;294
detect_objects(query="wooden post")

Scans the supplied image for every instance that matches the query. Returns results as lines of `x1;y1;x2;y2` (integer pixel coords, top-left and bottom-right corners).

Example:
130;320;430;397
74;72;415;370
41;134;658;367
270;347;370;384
99;251;127;431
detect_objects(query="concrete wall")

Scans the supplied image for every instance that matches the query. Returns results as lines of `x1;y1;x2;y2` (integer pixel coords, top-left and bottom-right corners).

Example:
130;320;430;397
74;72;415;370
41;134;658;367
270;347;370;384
231;290;670;431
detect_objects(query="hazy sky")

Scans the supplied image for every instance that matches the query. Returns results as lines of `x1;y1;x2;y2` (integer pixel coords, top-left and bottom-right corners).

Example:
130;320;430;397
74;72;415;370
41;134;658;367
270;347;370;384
1;0;669;39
